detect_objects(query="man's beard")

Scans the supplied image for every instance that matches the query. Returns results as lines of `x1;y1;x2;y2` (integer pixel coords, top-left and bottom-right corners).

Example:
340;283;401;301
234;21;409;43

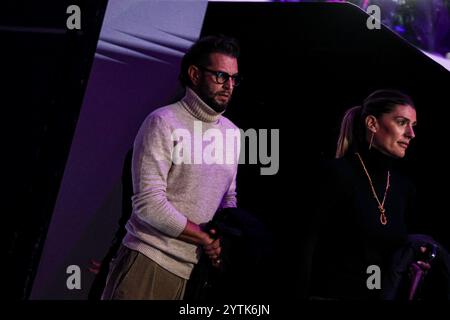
196;82;230;113
202;94;228;113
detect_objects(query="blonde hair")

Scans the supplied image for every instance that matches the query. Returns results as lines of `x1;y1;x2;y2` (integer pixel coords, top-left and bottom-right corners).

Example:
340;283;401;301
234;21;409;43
335;106;362;158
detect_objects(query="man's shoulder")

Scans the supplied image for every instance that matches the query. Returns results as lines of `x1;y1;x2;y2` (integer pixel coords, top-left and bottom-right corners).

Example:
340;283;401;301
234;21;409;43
142;102;184;126
148;102;181;119
219;114;239;130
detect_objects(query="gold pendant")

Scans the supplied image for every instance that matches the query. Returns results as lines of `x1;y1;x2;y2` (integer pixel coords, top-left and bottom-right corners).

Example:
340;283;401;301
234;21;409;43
380;212;387;225
378;206;387;225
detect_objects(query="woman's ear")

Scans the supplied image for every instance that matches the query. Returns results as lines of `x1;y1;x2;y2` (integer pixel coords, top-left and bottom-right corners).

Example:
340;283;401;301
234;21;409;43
365;115;378;133
187;65;201;87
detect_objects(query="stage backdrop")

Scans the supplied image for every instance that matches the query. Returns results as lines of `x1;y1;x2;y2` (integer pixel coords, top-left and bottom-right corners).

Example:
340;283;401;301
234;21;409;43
30;0;208;299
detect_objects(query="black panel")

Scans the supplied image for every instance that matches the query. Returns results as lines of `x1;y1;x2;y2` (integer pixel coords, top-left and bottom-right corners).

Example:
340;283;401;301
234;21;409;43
3;0;108;299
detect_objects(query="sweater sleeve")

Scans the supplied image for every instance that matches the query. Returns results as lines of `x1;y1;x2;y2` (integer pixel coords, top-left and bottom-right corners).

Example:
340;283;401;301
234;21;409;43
219;124;240;209
130;114;187;237
220;169;238;209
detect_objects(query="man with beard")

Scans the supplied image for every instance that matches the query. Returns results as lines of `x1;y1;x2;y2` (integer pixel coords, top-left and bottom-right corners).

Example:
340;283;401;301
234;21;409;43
101;35;242;300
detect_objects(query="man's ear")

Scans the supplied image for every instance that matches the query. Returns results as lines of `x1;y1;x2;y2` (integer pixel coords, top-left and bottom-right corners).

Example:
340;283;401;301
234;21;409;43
365;115;378;133
187;65;201;87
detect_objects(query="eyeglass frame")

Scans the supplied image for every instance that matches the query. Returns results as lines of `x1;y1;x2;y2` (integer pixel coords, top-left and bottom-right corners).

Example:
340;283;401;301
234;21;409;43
196;65;242;86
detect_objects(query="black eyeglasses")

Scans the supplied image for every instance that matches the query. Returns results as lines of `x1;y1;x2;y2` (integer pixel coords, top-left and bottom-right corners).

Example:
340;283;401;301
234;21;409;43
197;65;242;86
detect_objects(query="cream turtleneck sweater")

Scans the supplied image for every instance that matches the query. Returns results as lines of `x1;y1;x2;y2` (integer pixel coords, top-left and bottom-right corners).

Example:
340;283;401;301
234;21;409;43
123;87;239;279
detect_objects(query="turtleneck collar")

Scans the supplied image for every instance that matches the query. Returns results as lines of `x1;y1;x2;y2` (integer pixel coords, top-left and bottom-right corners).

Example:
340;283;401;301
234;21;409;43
180;87;224;123
354;141;393;175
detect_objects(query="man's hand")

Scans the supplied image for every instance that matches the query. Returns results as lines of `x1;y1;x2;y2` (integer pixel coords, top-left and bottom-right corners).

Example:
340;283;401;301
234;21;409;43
203;229;221;268
178;220;212;245
177;221;222;268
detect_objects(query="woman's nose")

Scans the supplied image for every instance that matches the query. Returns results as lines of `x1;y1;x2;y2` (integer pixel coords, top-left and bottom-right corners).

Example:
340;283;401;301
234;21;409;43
405;125;415;139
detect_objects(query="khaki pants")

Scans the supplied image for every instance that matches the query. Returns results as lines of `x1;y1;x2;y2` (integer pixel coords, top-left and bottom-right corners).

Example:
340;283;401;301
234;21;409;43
101;245;187;300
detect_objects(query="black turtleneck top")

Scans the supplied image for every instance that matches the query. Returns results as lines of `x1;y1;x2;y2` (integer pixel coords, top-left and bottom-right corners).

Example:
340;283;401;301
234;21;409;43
308;145;417;299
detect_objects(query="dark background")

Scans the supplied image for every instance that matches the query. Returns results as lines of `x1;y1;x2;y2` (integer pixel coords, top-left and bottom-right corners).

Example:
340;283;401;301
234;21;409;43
3;1;449;301
3;0;108;299
201;2;450;300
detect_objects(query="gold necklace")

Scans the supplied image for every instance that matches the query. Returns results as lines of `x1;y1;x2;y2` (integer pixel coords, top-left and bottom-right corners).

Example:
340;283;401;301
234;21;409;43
355;152;390;226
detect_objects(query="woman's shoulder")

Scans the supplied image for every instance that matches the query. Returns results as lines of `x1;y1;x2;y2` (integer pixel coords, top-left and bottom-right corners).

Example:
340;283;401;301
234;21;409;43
319;155;356;175
316;156;359;189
